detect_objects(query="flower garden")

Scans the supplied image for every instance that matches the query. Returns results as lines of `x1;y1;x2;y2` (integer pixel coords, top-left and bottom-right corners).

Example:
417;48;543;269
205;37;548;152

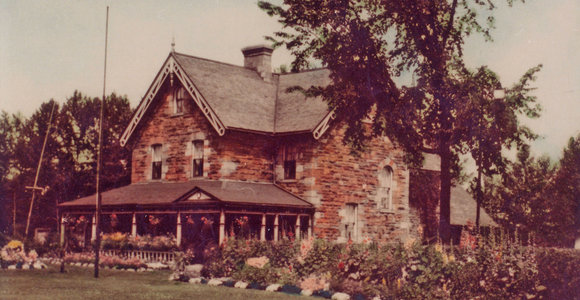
2;229;580;300
177;234;580;300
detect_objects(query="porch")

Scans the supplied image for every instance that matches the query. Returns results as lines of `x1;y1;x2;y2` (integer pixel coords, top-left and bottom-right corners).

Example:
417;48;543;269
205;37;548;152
58;180;314;261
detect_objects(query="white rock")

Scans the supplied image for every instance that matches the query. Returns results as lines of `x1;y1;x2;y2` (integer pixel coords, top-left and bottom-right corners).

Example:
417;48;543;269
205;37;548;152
22;263;30;269
88;263;94;268
8;265;16;270
127;268;136;272
184;264;203;278
332;292;351;300
207;279;223;286
168;273;180;281
137;268;146;272
371;297;381;300
266;284;281;292
301;289;313;296
146;262;168;270
234;281;249;289
33;261;46;269
189;277;203;284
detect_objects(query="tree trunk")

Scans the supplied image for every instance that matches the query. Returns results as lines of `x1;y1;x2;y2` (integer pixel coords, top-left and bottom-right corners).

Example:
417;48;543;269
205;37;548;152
439;143;452;244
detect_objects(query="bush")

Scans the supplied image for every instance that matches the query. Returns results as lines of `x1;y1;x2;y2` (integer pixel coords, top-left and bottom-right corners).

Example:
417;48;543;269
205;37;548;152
535;248;580;300
232;264;278;284
200;236;580;299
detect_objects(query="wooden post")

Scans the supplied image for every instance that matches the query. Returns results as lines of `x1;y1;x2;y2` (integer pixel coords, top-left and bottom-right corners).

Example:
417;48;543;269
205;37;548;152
60;216;66;247
260;213;266;241
176;212;182;247
308;215;313;238
91;215;97;241
295;215;301;240
219;210;225;245
131;213;137;237
274;214;279;242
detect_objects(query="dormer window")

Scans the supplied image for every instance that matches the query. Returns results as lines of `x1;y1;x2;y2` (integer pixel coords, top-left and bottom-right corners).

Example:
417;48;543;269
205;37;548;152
283;144;296;180
192;140;204;177
378;166;393;210
152;144;162;180
174;87;187;114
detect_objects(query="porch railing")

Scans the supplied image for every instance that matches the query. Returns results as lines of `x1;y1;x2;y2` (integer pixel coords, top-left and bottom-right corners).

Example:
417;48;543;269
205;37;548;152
100;249;175;263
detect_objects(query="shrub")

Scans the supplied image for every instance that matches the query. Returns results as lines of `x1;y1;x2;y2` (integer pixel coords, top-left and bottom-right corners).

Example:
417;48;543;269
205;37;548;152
535;247;580;300
232;264;278;284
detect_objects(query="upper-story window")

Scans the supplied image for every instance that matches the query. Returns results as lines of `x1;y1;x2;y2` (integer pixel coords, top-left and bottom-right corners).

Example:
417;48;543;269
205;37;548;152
174;87;187;114
283;144;296;180
192;140;204;177
151;144;162;180
377;166;393;210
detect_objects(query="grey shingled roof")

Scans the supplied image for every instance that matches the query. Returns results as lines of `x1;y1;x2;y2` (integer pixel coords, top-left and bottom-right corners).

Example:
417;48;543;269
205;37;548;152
451;186;497;226
59;180;313;208
172;52;331;134
275;69;331;133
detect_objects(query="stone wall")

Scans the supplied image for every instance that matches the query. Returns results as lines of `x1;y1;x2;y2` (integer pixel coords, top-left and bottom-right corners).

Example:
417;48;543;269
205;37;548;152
277;125;420;243
131;83;275;183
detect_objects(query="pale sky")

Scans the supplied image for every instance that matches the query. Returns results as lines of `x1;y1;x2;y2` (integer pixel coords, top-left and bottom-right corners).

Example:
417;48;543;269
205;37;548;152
1;0;578;160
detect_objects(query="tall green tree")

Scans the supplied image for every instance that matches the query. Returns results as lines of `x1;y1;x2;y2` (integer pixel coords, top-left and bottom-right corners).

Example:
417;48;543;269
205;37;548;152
552;134;580;247
0;92;132;237
259;0;540;241
456;65;540;227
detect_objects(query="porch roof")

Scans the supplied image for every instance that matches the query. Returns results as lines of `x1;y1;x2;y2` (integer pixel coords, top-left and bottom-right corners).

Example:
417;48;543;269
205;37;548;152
59;180;313;209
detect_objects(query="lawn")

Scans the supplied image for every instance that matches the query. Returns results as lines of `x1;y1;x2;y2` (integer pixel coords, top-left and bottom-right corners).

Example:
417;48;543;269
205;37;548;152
0;265;307;300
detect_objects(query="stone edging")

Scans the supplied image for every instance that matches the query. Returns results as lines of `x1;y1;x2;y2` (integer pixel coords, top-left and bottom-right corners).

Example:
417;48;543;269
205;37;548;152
180;276;380;300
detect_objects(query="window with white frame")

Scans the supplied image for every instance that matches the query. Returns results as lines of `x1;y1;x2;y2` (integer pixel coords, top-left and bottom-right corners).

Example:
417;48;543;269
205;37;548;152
192;140;204;177
283;144;297;180
151;144;162;180
378;166;393;210
174;86;187;114
345;203;358;242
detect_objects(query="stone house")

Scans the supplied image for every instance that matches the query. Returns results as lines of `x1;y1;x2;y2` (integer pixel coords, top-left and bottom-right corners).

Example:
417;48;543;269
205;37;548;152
59;45;494;250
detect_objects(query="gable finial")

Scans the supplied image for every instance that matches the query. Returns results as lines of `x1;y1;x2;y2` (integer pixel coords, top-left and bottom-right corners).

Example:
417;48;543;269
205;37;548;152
171;36;175;53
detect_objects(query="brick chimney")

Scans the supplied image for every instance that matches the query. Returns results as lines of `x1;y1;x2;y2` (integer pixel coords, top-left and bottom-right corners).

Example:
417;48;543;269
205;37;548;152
241;45;273;82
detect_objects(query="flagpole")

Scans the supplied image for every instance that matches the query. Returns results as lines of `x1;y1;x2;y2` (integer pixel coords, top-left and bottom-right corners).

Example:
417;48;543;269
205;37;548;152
95;5;109;278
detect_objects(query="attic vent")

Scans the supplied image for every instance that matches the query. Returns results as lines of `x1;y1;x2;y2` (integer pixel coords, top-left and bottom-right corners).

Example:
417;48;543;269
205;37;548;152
241;45;273;82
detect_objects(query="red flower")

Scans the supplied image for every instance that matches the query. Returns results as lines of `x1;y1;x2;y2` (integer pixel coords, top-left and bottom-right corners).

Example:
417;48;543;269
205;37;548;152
338;261;345;270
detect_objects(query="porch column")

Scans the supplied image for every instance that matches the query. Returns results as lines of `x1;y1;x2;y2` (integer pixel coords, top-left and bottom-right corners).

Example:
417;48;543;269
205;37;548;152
131;213;137;237
308;215;313;238
60;216;66;247
260;213;266;241
274;214;279;242
219;210;225;245
91;215;97;241
295;215;301;240
176;212;182;247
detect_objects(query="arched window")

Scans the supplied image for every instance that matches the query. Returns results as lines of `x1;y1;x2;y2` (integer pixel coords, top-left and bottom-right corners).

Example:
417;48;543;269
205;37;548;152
151;144;162;180
174;87;187;114
192;140;204;177
378;166;393;210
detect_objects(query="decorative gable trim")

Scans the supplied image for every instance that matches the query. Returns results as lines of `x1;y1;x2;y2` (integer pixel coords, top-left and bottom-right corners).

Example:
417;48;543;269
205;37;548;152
312;110;336;139
120;55;226;147
174;187;218;203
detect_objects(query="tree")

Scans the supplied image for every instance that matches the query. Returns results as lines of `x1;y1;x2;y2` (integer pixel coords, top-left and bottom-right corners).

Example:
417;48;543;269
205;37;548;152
456;65;540;228
0;92;132;237
259;0;540;241
552;134;580;247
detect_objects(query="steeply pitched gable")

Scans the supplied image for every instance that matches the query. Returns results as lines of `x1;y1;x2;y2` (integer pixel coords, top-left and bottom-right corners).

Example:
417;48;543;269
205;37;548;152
120;50;333;147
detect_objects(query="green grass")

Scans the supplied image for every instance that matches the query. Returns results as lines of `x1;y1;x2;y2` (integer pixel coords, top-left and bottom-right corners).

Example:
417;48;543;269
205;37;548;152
0;265;307;300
